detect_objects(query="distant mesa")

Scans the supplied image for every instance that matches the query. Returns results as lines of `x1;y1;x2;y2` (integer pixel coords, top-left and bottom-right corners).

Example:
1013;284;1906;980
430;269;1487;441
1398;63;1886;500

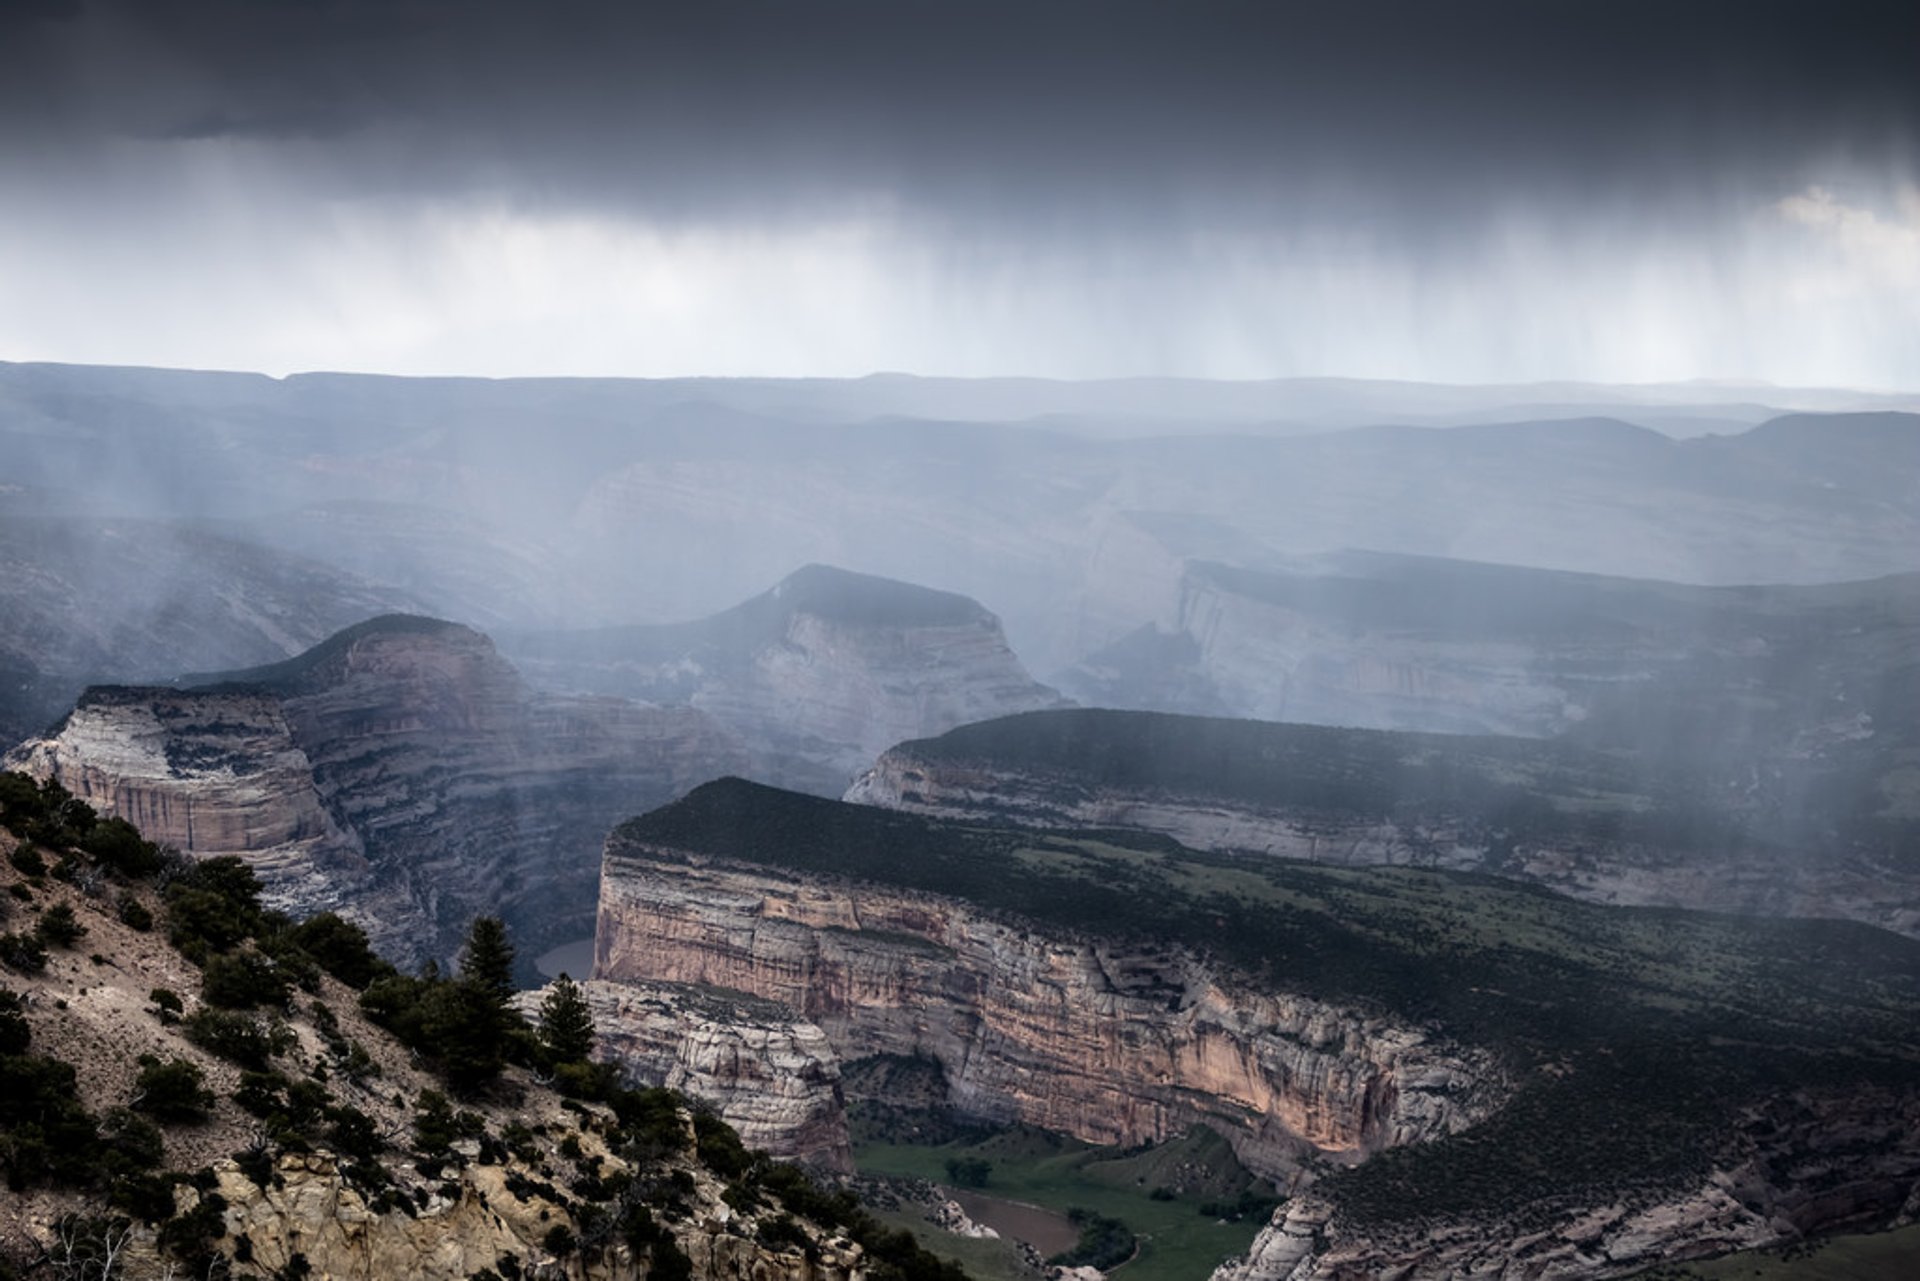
501;563;1067;794
847;706;1920;940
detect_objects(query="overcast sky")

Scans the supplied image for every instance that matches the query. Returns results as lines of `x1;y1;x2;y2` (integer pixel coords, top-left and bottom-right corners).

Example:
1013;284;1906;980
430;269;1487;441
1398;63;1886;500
1;0;1916;385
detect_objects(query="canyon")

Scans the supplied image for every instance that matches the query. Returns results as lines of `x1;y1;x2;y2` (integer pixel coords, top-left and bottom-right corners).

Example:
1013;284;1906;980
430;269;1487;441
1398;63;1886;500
587;777;1920;1279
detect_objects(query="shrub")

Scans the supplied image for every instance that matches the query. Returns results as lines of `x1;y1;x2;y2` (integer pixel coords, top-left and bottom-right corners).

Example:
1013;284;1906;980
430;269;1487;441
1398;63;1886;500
7;845;46;877
184;1008;287;1070
201;949;292;1010
117;895;154;931
36;903;86;948
286;913;390;989
943;1156;991;1188
81;817;163;879
132;1056;215;1124
0;932;48;974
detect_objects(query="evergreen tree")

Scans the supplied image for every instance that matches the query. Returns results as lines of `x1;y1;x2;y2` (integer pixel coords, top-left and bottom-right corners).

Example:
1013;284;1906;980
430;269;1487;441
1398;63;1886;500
538;973;596;1065
458;916;515;1010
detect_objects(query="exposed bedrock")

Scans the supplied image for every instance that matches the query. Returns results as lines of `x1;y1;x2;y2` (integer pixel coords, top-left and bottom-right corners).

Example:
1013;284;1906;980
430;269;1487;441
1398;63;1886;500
1219;1088;1920;1280
517;978;853;1171
6;616;747;963
592;840;1503;1182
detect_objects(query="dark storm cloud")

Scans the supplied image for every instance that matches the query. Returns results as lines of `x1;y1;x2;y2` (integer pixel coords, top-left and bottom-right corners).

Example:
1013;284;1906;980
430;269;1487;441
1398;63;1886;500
5;0;1916;228
2;0;1915;383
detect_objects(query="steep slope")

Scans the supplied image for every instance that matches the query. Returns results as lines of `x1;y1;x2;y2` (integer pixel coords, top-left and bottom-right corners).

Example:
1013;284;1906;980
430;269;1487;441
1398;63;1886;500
7;616;747;965
849;709;1920;938
596;778;1920;1278
503;565;1065;793
0;776;905;1281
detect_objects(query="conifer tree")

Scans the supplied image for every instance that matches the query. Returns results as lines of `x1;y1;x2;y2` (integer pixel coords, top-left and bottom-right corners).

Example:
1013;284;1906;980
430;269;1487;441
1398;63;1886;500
458;916;515;1010
538;973;596;1065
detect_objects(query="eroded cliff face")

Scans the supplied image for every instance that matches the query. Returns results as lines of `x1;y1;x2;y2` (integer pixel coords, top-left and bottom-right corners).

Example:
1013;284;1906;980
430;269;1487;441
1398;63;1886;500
6;618;749;962
593;838;1503;1181
1219;1088;1920;1281
517;978;853;1171
846;751;1920;939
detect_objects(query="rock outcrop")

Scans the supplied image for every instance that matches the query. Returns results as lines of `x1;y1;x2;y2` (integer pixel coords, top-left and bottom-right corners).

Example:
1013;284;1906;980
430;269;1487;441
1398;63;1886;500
1219;1087;1920;1280
517;978;853;1170
593;823;1502;1181
503;564;1066;794
198;1149;864;1281
6;616;748;963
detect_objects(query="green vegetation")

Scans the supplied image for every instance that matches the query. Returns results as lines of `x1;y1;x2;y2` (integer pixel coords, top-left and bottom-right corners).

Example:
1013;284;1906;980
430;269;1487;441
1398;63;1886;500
1049;1208;1134;1270
538;973;597;1065
632;778;1920;1231
855;1126;1275;1281
359;916;534;1095
132;1056;216;1124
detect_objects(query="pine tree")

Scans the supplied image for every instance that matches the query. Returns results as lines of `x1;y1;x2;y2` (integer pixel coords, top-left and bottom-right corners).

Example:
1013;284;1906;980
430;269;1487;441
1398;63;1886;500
538;973;596;1065
458;916;515;1010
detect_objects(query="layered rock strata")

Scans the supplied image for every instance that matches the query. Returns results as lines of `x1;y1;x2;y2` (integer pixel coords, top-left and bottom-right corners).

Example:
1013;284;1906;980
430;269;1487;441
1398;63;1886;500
1219;1087;1920;1280
7;616;748;962
593;836;1502;1181
517;978;853;1170
848;712;1920;939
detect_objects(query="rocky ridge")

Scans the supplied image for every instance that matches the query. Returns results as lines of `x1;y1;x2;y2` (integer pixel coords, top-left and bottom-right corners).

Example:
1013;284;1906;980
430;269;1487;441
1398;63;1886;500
6;616;747;964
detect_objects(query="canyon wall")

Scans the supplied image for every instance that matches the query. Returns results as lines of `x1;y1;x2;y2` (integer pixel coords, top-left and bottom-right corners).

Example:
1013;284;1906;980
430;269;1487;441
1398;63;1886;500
848;727;1920;940
7;617;747;962
592;836;1504;1181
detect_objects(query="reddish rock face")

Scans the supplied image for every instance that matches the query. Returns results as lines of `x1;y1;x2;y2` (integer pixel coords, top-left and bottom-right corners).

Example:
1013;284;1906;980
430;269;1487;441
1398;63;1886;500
593;837;1504;1181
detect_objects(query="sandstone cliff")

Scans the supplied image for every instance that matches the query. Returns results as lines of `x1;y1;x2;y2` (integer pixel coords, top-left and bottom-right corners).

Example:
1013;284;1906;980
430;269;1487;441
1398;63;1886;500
503;564;1066;794
848;709;1920;939
593;821;1503;1181
6;616;748;963
517;978;853;1171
